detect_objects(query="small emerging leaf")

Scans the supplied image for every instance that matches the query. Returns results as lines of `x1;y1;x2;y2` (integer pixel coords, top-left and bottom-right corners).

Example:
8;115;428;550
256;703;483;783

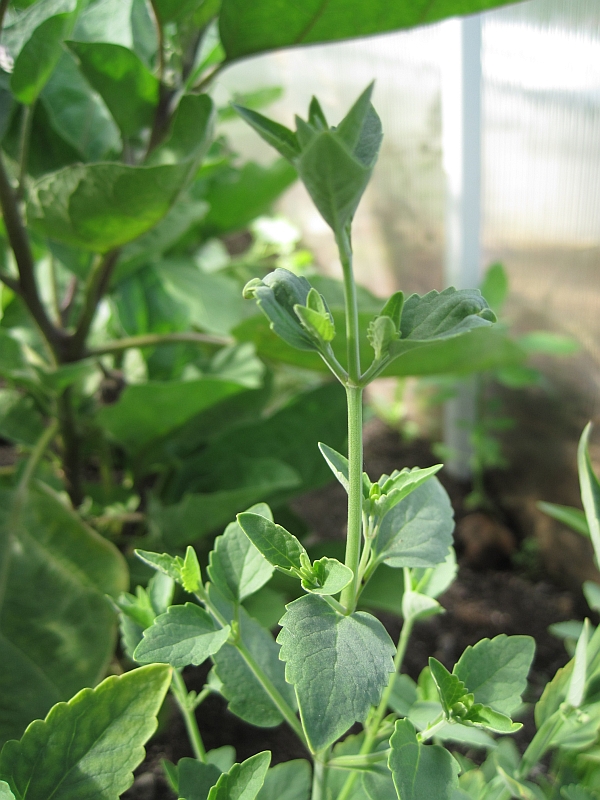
181;547;202;593
379;291;404;329
402;590;442;622
429;658;468;717
136;548;201;593
301;557;353;596
207;751;271;800
367;315;398;361
233;105;300;161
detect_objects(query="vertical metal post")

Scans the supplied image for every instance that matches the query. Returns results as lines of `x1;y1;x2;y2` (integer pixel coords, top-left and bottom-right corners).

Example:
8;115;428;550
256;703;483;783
442;15;483;480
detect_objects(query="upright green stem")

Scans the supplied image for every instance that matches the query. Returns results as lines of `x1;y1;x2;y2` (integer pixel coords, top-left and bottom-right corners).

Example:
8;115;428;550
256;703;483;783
338;229;364;612
341;386;363;611
311;750;330;800
171;669;206;762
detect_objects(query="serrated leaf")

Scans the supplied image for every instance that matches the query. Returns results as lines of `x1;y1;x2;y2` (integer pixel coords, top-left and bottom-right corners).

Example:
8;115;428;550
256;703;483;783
454;635;535;716
135;549;190;588
207;752;270;800
578;423;600;567
0;665;171;800
373;478;454;568
429;658;468;717
388;718;459;800
134;604;230;668
177;757;221;800
11;12;72;105
256;761;311;800
395;288;495;345
27;161;193;252
208;505;274;602
237;512;307;572
302;557;353;596
210;589;294;727
318;442;349;492
277;594;395;751
232;105;300;161
67;41;158;138
373;464;443;519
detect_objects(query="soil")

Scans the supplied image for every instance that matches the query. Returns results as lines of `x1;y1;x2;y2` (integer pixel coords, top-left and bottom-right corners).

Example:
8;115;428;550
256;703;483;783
123;420;587;800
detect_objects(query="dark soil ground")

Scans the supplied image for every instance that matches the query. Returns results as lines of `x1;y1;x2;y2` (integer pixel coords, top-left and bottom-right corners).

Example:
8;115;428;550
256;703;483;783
123;420;586;800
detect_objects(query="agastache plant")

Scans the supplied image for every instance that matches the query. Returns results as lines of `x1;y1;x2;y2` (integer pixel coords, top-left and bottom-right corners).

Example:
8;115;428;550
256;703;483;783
19;87;600;800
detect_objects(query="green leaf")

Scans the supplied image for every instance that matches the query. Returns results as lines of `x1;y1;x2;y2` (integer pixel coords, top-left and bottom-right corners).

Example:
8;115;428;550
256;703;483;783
429;658;468;717
561;786;597;800
97;378;247;455
372;479;454;568
232;105;300;161
237;512;307;572
256;761;311;800
402;590;442;623
297;130;375;234
318;442;349;492
497;768;546;800
11;12;72;105
244;268;316;351
362;769;397;800
566;618;590;708
537;501;589;537
388;718;459;800
211;591;294;727
177;758;221;800
152;0;207;23
480;262;508;315
219;0;521;60
67;41;158;138
207;752;271;800
394;288;495;346
462;705;521;734
41;51;121;161
208;505;275;602
584;581;600;613
27;161;193;252
454;635;535;716
134;603;230;668
148;94;214;165
370;464;443;520
578;423;600;567
149;459;300;548
0;782;14;800
156;258;247;336
0;482;128;745
302;557;352;595
0;664;171;800
277;594;395;751
199;159;297;236
1;0;75;61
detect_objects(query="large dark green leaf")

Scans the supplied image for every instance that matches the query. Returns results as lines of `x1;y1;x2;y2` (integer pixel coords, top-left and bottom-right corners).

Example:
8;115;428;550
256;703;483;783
67;41;158;138
27;161;192;252
41;51;121;161
220;0;524;60
0;665;171;800
198;159;297;236
11;12;73;105
97;377;247;455
178;383;347;502
149;459;300;547
0;482;128;745
277;594;395;751
149;94;214;164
